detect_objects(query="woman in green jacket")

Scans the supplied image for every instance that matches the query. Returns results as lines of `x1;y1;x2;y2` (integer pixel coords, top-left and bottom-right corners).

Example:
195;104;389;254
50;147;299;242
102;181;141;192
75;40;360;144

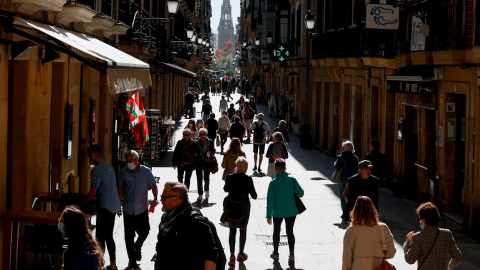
266;158;304;266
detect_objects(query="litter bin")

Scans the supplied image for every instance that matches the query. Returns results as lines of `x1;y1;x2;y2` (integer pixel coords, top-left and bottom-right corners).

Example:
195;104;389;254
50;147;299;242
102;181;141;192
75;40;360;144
300;123;312;149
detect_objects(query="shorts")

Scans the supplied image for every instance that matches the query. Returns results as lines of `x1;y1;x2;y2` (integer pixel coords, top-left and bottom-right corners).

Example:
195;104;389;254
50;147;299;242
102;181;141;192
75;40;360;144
253;144;265;154
245;119;253;129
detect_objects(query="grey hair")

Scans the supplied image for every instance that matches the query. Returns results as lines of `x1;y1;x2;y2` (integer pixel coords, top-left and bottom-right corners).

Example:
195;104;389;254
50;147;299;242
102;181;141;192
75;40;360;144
342;140;355;153
125;150;139;160
183;128;192;135
258;113;264;119
279;120;287;127
235;156;248;171
164;181;188;201
199;128;208;134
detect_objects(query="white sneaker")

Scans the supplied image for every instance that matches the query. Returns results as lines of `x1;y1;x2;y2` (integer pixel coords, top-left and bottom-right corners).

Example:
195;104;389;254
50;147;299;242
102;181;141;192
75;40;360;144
197;195;203;201
205;191;210;198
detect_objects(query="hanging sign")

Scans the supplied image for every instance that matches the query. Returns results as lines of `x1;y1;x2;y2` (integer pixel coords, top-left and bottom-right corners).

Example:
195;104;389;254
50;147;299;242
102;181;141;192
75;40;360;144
365;4;399;30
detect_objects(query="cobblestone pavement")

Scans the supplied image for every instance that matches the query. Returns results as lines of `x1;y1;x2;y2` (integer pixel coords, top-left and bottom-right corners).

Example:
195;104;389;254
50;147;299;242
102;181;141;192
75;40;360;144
99;92;480;270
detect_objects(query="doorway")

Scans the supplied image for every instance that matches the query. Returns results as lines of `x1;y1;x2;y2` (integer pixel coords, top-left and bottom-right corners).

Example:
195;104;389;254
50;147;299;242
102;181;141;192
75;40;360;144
352;86;363;155
322;82;330;150
404;106;419;200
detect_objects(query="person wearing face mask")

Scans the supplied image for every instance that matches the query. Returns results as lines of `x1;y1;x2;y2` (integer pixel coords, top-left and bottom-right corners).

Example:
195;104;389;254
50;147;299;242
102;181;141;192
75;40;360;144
173;129;200;190
81;144;121;270
186;119;197;140
404;202;462;270
118;150;158;269
59;206;104;270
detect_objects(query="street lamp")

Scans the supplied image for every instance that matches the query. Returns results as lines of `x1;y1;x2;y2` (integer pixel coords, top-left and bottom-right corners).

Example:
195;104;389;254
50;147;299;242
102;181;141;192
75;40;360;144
186;23;194;39
197;34;203;45
242;40;247;47
255;36;260;46
167;0;180;14
267;33;273;44
191;32;197;42
303;10;315;136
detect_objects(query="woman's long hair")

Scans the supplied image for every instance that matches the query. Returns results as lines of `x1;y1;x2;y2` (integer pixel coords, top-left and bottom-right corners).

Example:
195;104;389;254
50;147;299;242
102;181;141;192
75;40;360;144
227;137;242;154
62;206;104;269
350;196;379;227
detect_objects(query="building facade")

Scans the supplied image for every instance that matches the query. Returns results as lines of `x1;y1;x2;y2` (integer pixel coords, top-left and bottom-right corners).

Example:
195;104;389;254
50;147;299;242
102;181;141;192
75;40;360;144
238;0;480;239
0;0;211;267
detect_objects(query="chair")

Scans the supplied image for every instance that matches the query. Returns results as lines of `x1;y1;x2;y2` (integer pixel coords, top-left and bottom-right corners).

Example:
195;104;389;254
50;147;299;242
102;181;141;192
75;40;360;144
22;224;66;269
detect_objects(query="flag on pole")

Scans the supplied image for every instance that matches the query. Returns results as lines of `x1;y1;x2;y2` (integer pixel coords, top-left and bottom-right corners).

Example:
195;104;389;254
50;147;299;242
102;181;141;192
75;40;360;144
126;90;149;146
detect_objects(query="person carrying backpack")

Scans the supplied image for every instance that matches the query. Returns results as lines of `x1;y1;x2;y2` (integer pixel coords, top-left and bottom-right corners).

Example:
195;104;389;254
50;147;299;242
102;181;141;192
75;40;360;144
266;132;289;178
251;113;270;172
221;157;257;266
155;181;226;270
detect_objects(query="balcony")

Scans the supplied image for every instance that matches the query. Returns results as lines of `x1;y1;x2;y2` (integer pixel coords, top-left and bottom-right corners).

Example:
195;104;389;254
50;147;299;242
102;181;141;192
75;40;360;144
83;15;116;33
12;0;67;14
57;3;96;25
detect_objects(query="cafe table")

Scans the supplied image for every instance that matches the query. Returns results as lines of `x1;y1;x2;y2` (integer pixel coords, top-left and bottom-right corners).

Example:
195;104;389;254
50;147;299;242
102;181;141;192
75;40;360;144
1;209;89;270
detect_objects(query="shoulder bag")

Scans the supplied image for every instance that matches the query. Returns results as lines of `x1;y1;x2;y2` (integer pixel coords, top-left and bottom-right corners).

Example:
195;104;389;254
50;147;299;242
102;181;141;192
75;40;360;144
374;225;396;270
330;156;343;184
291;178;306;214
418;228;439;269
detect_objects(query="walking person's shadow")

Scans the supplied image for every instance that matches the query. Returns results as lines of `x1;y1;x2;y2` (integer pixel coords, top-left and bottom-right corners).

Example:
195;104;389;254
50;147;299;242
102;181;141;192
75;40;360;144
267;259;303;270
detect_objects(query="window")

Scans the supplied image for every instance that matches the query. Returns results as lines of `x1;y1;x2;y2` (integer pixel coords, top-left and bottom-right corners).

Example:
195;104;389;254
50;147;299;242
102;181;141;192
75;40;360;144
280;17;288;43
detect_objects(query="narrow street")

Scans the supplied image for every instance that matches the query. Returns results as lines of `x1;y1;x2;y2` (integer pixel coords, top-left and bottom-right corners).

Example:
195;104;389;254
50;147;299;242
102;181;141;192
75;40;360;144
105;92;480;270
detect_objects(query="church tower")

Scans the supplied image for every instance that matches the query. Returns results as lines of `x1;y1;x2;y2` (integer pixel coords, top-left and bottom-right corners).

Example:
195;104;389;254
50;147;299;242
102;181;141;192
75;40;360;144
217;0;235;49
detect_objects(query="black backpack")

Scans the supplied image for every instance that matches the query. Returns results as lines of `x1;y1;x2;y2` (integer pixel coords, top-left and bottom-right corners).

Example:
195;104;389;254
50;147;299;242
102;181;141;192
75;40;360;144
253;122;265;144
191;210;227;270
223;195;246;222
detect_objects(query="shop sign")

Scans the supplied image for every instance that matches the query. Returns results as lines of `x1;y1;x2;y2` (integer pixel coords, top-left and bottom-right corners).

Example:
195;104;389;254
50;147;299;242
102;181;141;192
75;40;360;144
365;4;399;30
263;64;270;72
387;81;435;95
261;50;269;63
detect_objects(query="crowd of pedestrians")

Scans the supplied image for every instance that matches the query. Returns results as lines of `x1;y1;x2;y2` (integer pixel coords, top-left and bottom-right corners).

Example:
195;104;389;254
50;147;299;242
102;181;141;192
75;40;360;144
51;79;464;270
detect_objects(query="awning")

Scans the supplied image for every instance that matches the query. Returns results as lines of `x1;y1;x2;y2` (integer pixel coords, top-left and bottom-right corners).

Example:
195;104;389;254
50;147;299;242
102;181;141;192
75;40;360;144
387;66;437;95
149;59;197;78
10;17;151;94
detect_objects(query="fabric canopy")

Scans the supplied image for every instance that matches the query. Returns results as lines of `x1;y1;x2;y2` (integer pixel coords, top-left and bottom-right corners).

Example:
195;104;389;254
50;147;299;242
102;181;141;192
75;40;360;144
150;59;197;78
12;17;152;94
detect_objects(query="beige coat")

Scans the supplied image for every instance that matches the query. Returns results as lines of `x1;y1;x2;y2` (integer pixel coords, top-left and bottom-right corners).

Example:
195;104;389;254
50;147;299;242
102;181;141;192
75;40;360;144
342;223;396;270
221;150;246;180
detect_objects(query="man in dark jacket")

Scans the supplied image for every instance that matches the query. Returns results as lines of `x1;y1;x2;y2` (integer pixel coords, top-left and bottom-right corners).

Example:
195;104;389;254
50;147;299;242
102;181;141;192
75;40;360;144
155;181;218;270
365;139;387;181
185;91;195;118
172;129;199;190
341;160;380;222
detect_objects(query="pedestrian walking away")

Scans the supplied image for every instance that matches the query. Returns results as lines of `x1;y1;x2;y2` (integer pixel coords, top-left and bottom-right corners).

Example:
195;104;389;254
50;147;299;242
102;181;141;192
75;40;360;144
266;132;289;178
184;90;195;118
341;160;380;222
172;129;199;190
251;113;270;172
218;111;231;153
266;159;304;266
155;182;218;270
221;157;258;266
81;144;121;270
404;202;462;270
118;150;158;269
229;116;246;143
195;128;216;201
335;140;359;213
365;139;387;181
221;138;246;180
205;112;219;142
342;196;396;270
59;206;104;270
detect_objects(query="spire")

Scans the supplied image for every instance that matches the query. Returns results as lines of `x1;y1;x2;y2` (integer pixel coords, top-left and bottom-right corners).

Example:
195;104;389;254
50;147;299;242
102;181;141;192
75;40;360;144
217;0;235;49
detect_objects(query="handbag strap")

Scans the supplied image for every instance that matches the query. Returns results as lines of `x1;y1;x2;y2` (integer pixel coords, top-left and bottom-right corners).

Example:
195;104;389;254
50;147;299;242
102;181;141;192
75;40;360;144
418;228;439;269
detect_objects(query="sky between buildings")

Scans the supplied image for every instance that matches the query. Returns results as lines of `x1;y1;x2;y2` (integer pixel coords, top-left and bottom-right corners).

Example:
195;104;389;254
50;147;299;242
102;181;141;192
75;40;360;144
210;0;240;35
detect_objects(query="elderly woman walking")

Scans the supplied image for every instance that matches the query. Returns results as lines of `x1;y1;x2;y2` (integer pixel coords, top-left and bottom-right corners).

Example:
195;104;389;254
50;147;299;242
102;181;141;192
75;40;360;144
342;196;396;270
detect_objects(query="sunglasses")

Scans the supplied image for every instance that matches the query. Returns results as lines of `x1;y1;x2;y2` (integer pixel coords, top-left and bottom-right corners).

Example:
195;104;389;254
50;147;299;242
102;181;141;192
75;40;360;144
200;133;207;136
